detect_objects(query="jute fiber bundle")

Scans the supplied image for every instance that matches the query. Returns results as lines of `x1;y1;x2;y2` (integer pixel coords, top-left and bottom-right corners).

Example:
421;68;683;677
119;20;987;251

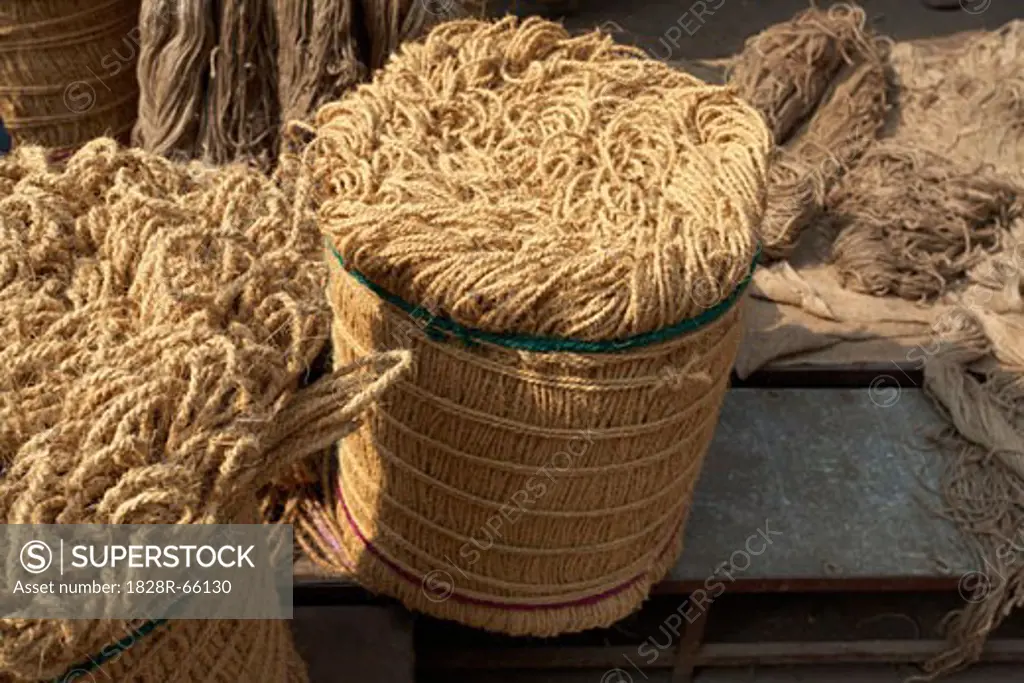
202;0;280;165
131;0;214;156
729;4;880;145
275;0;366;126
473;0;576;19
830;142;1021;301
0;139;410;681
0;0;140;151
759;56;888;261
135;0;467;165
133;0;278;165
361;0;439;71
275;0;481;128
298;17;770;635
729;4;890;261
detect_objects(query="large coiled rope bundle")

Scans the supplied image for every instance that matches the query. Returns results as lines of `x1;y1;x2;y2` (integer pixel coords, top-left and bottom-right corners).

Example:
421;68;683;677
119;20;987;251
300;17;770;635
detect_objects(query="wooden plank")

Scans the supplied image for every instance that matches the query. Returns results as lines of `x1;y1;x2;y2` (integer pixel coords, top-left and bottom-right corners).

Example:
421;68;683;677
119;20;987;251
670;605;709;683
292;606;415;683
293;566;963;602
417;640;1024;670
651;576;960;595
733;364;923;389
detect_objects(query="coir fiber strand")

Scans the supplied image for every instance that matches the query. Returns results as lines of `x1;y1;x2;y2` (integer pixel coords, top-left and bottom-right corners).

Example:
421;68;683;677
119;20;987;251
361;0;431;71
358;0;481;72
830;143;1021;301
763;56;889;260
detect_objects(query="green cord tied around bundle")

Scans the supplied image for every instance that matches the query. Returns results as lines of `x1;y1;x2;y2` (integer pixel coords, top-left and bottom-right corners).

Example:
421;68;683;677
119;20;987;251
328;240;763;353
49;620;166;683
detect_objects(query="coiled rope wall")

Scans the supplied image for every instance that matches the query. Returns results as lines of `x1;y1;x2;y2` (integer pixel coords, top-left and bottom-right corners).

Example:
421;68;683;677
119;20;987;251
0;0;140;152
299;17;770;635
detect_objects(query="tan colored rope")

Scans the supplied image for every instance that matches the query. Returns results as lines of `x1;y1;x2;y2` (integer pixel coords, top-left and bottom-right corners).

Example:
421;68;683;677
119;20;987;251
313;205;746;636
830;143;1021;301
728;4;881;145
304;17;769;341
729;4;890;261
0;139;409;680
293;17;767;635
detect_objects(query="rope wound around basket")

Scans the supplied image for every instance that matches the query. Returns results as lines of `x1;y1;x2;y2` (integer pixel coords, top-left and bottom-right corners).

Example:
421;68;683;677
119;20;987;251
307;16;771;344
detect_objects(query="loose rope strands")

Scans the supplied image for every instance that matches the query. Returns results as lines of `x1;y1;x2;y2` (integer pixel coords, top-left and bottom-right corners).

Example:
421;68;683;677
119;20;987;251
298;17;770;636
0;140;410;681
0;0;140;150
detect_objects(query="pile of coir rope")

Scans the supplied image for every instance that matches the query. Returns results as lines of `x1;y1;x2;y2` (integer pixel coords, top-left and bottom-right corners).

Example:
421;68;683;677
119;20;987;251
296;16;770;636
0;139;409;681
726;5;1024;680
728;3;890;261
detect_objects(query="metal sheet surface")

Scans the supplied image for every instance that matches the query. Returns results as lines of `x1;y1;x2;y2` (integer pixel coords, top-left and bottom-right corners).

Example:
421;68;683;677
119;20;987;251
672;389;971;582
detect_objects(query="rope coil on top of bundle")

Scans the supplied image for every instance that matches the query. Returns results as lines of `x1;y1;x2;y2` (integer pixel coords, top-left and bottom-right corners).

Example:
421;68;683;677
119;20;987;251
304;16;770;343
327;240;763;352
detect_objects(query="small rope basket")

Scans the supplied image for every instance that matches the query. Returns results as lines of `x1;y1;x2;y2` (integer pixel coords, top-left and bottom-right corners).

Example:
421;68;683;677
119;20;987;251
0;0;140;151
301;17;770;635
